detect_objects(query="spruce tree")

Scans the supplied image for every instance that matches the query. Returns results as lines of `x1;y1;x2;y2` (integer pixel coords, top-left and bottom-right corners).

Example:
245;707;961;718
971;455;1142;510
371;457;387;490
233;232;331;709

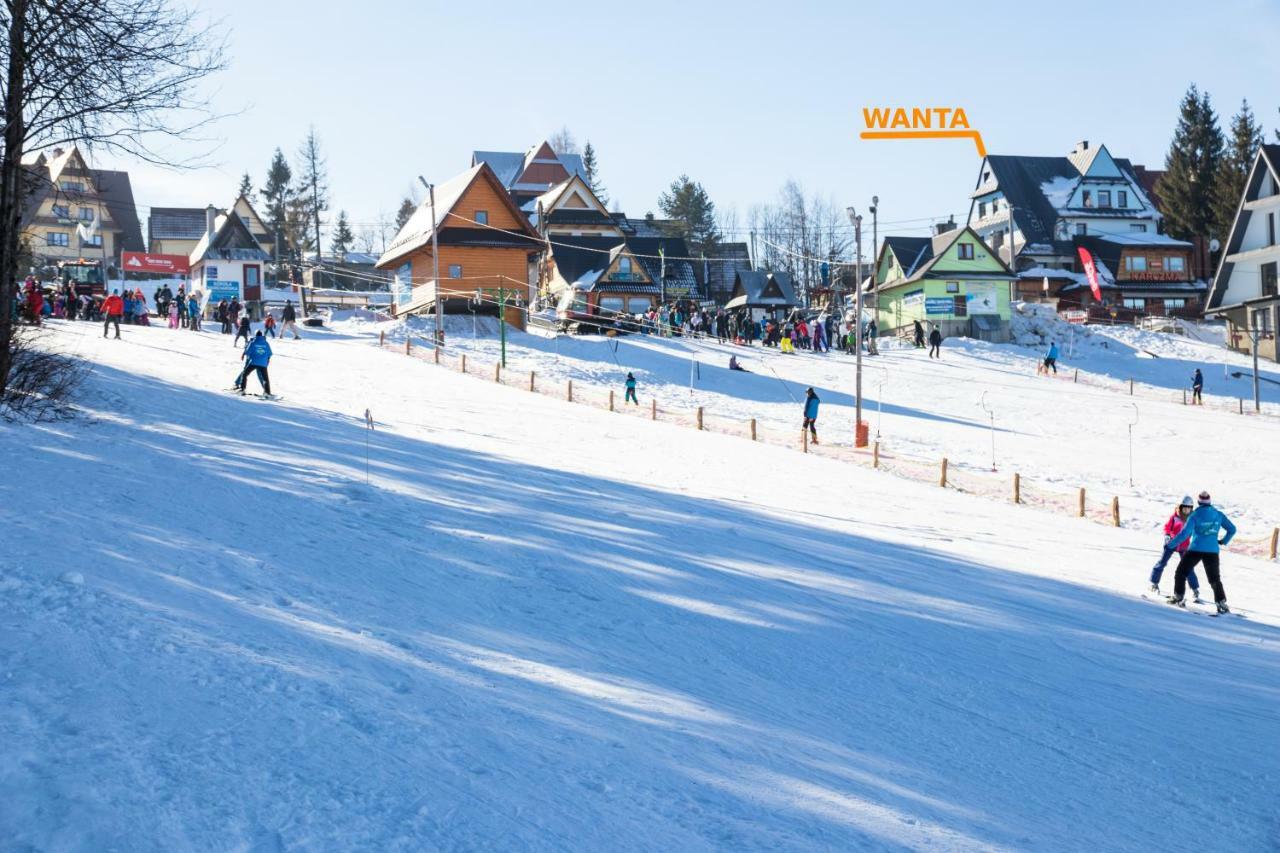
237;172;254;203
582;141;608;205
331;210;354;259
260;149;292;243
658;174;720;254
1161;84;1225;242
395;197;416;230
295;127;329;260
1213;99;1264;239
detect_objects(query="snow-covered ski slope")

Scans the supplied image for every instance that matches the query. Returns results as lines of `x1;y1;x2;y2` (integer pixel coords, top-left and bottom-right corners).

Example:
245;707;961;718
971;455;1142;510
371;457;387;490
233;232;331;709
3;319;1279;851
388;313;1280;540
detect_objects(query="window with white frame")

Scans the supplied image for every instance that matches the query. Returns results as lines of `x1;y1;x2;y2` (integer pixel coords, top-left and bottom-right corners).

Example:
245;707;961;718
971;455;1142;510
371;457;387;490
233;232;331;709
1165;256;1185;273
1125;256;1147;272
1123;298;1145;310
1252;307;1274;333
1130;223;1147;233
957;243;975;260
1164;299;1186;309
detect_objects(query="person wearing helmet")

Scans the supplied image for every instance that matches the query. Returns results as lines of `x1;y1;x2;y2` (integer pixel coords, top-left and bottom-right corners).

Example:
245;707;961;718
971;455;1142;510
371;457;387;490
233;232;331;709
1148;496;1201;599
1166;491;1237;613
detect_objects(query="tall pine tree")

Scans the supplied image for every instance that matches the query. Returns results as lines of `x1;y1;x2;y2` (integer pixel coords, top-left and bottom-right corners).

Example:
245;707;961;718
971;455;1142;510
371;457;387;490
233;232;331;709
330;210;354;259
260;149;292;247
582;141;607;205
237;172;254;203
1161;84;1225;242
658;174;720;254
1212;99;1264;239
294;127;329;260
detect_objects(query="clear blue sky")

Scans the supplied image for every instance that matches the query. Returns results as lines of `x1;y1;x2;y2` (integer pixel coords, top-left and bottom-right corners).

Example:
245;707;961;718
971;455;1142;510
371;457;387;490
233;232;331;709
116;0;1279;248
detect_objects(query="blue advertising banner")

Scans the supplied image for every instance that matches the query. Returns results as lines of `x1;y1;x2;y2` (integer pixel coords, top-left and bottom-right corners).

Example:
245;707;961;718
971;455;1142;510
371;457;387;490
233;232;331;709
925;297;953;315
207;281;241;302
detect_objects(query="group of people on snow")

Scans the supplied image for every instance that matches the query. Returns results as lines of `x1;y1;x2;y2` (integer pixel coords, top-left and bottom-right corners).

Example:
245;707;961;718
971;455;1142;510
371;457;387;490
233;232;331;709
1150;492;1236;614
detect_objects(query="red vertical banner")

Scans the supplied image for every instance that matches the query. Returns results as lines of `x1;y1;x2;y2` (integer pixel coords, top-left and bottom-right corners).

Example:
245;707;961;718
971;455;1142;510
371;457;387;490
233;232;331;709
1076;247;1102;301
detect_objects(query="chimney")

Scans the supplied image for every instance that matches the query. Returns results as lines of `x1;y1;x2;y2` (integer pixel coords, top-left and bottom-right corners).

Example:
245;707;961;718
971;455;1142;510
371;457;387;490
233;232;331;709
52;147;64;157
204;204;218;246
1074;139;1090;154
934;217;957;236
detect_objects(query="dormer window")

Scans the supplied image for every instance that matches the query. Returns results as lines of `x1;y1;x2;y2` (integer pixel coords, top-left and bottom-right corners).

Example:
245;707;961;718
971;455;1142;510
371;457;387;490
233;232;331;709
475;210;488;225
618;257;632;276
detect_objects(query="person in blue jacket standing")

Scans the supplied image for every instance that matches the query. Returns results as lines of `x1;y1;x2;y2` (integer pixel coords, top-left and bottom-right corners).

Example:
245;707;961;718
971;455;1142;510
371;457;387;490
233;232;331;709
1166;490;1236;613
237;330;273;397
1042;341;1059;375
802;387;820;444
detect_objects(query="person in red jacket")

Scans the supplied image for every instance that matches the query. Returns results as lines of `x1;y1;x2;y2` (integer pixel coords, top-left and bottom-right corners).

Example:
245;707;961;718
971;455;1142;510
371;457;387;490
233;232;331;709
24;277;43;326
101;289;124;339
1148;495;1201;598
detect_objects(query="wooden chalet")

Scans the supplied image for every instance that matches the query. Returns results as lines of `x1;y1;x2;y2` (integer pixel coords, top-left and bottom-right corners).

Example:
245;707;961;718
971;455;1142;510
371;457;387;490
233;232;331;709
375;162;542;329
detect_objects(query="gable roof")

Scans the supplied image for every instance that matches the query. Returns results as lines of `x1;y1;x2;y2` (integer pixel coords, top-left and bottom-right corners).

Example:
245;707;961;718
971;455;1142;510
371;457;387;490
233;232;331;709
91;168;144;253
703;242;753;303
189;211;270;264
548;236;620;286
882;227;1013;288
472;143;586;194
149;207;207;243
628;235;702;299
881;235;934;278
17;145;143;252
1207;144;1280;310
732;270;797;306
376;162;540;269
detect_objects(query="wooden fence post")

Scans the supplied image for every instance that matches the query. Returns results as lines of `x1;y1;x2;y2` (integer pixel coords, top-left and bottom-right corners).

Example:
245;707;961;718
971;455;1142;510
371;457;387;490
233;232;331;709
1270;527;1279;561
802;428;808;453
494;363;501;383
567;379;573;402
405;337;411;355
529;371;535;392
609;390;615;412
651;399;657;421
1128;378;1134;395
460;354;467;374
939;457;948;488
696;406;704;430
1073;369;1078;384
433;346;440;364
1078;487;1086;518
1013;472;1021;504
749;417;756;440
1111;496;1121;527
873;440;880;469
379;330;385;347
1239;398;1244;414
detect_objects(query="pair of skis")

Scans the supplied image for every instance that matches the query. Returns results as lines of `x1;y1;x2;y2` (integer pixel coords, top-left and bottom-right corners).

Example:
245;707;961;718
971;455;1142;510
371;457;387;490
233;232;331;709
1140;593;1243;619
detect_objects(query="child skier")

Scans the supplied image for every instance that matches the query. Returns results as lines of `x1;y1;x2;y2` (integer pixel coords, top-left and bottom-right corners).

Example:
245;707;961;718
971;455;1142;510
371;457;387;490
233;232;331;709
1166;491;1236;613
802;387;820;444
234;314;252;347
624;372;638;405
1148;496;1201;599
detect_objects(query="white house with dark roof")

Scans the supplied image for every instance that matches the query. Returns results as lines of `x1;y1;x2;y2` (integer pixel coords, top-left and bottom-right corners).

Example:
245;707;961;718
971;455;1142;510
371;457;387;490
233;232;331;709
188;206;271;315
1205;143;1280;361
967;141;1200;316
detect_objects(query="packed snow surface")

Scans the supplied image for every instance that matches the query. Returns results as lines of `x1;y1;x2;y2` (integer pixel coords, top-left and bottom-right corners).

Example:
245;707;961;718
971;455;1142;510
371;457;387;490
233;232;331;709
2;318;1278;851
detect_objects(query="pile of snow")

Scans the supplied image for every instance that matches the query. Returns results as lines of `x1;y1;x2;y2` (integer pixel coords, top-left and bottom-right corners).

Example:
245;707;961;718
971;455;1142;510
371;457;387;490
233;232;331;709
1009;301;1097;347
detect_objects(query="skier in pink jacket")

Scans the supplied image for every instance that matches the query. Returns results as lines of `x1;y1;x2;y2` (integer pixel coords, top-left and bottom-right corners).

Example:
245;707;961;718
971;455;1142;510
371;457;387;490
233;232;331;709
1148;495;1201;598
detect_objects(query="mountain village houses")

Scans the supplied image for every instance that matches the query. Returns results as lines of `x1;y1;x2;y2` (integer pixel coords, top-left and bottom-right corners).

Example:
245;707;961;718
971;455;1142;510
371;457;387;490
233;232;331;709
17;135;1277;362
1206;143;1280;363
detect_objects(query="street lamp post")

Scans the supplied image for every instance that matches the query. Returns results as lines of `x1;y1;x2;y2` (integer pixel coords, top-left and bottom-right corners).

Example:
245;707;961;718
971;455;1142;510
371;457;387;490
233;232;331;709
418;176;443;348
847;206;864;441
869;196;879;318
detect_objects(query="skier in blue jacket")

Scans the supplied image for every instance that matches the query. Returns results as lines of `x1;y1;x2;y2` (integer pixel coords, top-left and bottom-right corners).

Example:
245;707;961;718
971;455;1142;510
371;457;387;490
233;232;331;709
802;387;820;444
1043;341;1059;375
236;331;273;397
1166;490;1236;612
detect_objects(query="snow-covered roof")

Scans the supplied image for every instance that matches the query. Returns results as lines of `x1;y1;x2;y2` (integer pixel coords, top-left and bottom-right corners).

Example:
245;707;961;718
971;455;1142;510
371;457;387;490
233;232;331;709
376;165;483;268
1091;232;1191;247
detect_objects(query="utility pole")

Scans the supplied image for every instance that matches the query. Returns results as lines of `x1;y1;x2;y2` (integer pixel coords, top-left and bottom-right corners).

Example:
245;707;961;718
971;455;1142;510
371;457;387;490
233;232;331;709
419;176;443;347
1249;326;1262;413
848;207;864;436
499;283;507;368
870;196;879;318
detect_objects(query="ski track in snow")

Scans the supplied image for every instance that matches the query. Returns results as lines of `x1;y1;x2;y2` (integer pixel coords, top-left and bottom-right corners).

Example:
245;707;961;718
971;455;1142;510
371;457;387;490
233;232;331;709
0;318;1278;851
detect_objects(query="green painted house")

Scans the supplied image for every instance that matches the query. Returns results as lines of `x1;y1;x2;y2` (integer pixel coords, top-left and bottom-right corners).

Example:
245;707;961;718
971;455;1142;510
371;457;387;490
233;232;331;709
873;226;1016;342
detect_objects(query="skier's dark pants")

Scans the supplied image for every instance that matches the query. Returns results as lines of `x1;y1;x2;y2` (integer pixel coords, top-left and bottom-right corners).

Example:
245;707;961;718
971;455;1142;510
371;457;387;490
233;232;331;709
929;343;940;358
264;327;276;338
1044;357;1057;374
237;364;270;395
234;331;249;347
1174;551;1224;602
221;319;232;334
625;388;638;404
1192;386;1202;404
915;335;924;348
1151;548;1199;590
103;315;120;338
802;416;817;436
